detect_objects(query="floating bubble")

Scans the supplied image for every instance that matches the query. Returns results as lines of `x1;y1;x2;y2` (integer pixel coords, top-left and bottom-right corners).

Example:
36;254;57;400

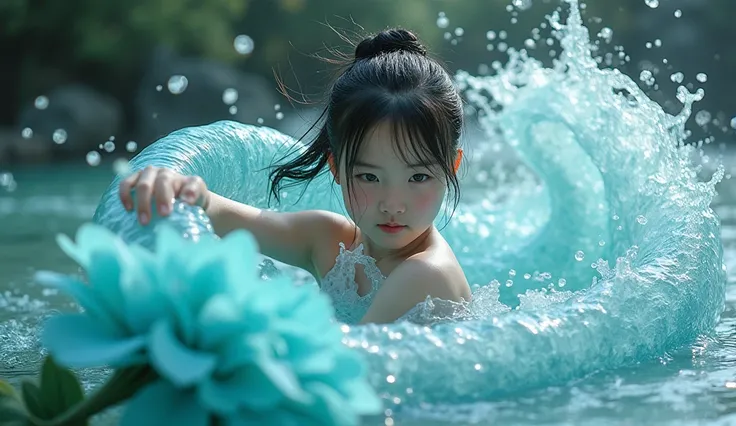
674;9;682;18
156;85;163;92
103;141;115;152
21;128;33;139
731;117;736;130
598;27;613;43
276;112;284;120
636;215;648;225
512;0;532;10
52;129;67;144
575;251;585;261
454;27;464;37
670;72;684;84
167;75;188;95
524;39;536;49
486;31;496;40
86;151;101;166
34;96;49;110
696;73;708;83
645;0;659;8
229;106;238;115
558;278;567;287
257;118;264;125
436;12;449;29
274;104;281;111
695;110;712;127
654;39;662;47
234;35;255;55
126;141;138;152
222;88;238;105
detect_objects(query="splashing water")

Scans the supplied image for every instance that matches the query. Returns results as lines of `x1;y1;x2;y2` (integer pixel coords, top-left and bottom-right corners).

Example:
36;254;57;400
7;0;721;422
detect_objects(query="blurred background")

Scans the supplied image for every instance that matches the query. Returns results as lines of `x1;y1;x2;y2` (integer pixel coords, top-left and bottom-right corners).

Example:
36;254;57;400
0;0;734;172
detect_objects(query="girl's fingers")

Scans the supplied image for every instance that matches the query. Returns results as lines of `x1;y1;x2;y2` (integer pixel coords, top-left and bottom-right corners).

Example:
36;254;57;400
134;166;159;225
118;171;141;211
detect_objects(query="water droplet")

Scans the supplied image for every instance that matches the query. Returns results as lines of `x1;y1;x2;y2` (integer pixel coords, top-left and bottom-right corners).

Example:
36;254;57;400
103;141;115;152
86;151;101;166
505;280;513;287
636;215;648;225
155;85;163;92
454;27;464;37
486;31;496;40
558;278;566;287
508;269;516;277
674;9;682;18
167;75;188;94
612;214;620;221
222;88;239;105
598;27;613;43
523;273;531;280
276;112;284;120
436;13;449;29
126;141;138;152
696;73;708;83
234;35;255;55
670;72;684;84
695;110;712;127
598;240;606;246
113;158;131;175
512;0;533;10
575;251;585;261
645;0;659;8
21;128;33;139
34;96;49;110
52;129;67;144
229;106;238;115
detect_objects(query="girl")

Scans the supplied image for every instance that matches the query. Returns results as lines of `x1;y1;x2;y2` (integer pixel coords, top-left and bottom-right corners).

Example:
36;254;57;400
119;28;471;325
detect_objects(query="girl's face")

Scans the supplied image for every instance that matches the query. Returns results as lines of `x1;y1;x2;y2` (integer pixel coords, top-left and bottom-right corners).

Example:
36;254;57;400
336;121;449;252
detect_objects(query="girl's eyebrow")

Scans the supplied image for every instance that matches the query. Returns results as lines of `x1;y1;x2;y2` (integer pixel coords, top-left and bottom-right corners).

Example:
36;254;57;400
354;160;438;169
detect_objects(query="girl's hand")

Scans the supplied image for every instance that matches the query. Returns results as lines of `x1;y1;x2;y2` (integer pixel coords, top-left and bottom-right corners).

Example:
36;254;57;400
118;166;209;225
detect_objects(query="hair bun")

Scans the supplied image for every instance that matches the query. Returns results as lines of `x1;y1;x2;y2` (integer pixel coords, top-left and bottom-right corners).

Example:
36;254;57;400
354;28;427;60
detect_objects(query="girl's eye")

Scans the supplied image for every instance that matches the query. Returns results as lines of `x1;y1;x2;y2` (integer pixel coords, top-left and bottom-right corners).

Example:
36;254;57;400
357;173;379;182
410;173;431;183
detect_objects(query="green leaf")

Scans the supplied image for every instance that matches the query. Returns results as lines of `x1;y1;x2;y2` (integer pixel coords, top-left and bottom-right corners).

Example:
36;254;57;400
0;380;19;400
38;356;85;419
21;381;50;421
0;394;29;426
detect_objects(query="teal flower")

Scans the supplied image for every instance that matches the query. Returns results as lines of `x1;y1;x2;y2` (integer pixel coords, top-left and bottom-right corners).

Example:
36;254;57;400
36;224;381;426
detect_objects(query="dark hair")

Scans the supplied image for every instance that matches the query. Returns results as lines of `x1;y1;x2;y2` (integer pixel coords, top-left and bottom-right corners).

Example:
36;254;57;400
269;28;464;216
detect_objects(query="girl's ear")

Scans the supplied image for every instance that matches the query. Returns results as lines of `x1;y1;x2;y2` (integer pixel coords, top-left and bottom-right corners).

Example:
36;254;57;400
453;148;463;174
327;153;340;184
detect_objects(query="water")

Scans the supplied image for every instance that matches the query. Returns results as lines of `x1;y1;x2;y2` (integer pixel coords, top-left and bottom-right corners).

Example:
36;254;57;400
3;1;736;425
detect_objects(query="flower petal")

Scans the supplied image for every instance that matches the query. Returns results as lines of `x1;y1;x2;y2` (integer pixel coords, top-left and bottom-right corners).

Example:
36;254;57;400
41;314;146;368
197;371;247;414
34;271;123;334
256;357;306;404
149;320;216;388
120;380;208;426
338;379;383;415
300;382;358;426
196;295;248;349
